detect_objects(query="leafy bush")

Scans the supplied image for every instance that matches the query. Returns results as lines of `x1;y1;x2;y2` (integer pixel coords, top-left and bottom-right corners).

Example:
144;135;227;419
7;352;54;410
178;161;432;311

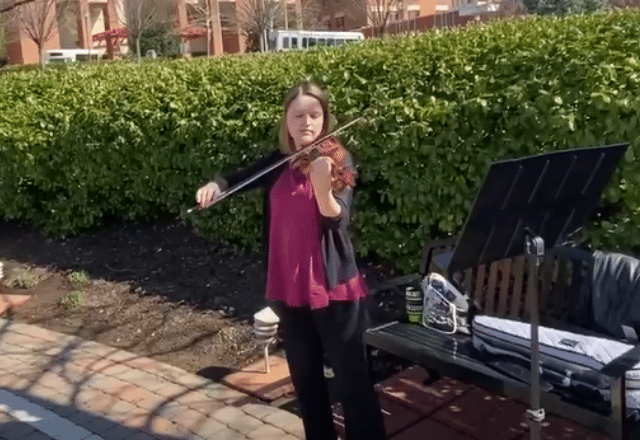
1;11;640;273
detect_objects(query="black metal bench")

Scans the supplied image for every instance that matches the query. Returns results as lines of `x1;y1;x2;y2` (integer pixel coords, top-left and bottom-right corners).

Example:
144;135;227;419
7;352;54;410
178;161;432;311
365;236;638;440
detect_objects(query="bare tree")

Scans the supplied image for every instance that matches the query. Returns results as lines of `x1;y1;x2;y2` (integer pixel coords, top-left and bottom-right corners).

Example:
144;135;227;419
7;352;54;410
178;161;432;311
117;0;174;62
0;0;36;14
234;0;323;52
186;0;225;56
5;0;74;67
347;0;401;37
0;11;7;62
499;0;526;16
236;0;282;51
297;0;323;30
609;0;640;6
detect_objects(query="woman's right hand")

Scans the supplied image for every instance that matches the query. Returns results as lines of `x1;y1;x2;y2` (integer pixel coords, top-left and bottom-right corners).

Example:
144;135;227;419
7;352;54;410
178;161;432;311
196;182;221;208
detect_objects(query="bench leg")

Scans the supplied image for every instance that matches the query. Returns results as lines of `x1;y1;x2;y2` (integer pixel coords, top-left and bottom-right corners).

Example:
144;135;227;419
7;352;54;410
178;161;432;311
611;376;629;440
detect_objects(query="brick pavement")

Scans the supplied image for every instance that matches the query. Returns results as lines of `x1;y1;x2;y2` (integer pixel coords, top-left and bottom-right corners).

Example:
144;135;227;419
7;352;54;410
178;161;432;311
0;318;303;440
0;316;618;440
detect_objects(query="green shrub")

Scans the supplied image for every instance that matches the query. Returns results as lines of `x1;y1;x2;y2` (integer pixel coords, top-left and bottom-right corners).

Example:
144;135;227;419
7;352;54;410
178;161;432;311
1;11;640;273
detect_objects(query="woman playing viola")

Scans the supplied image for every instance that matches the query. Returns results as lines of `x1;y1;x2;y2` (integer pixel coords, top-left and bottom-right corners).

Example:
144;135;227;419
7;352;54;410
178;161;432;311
196;79;386;440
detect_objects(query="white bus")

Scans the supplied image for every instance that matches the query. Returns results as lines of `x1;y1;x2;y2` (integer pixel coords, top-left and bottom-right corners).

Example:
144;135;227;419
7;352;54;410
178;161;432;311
268;30;365;52
44;49;102;64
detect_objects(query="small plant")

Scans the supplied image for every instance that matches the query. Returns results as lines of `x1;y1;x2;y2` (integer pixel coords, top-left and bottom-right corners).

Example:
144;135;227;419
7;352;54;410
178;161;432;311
11;269;38;289
67;270;89;285
58;290;84;309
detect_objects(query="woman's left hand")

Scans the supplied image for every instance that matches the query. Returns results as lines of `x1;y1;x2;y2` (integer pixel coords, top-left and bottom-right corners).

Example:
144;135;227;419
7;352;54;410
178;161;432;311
308;156;333;191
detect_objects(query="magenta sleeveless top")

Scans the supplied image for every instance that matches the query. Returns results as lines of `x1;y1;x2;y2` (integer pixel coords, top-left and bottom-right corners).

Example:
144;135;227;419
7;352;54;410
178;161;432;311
265;164;368;309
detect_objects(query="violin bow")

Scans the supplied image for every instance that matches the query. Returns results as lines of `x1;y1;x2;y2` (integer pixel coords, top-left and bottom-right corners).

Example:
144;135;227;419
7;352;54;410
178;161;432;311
185;114;367;215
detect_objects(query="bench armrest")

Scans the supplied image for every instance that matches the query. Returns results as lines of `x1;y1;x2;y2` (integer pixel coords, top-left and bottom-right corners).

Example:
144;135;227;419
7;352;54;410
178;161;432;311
601;343;640;379
419;235;458;276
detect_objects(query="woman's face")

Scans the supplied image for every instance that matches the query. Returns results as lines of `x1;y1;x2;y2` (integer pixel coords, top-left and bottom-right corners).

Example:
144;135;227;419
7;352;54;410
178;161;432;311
286;94;325;150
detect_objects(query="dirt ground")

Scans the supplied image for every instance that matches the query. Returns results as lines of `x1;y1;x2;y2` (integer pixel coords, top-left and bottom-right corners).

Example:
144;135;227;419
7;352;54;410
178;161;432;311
0;218;405;378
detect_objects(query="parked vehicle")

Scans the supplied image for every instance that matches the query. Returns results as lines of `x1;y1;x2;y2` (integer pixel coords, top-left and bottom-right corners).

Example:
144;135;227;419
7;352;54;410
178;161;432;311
44;49;101;63
268;29;365;51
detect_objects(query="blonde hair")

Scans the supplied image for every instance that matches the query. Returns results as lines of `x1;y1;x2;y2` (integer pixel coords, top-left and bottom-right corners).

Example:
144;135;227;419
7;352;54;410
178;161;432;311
278;79;336;154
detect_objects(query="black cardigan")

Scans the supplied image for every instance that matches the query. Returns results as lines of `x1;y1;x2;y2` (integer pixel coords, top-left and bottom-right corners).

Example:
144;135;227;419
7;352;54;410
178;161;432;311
214;150;359;290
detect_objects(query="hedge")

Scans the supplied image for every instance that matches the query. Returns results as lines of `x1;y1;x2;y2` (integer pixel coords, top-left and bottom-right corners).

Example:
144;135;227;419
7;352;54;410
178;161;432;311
1;10;639;273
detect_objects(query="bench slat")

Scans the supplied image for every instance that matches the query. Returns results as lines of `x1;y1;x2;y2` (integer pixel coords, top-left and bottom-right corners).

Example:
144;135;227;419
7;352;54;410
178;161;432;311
496;259;511;316
540;248;556;314
474;264;487;310
485;261;500;315
509;255;526;319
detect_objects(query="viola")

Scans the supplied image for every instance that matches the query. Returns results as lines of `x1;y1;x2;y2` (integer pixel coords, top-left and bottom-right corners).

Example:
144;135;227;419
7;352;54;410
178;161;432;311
291;137;356;193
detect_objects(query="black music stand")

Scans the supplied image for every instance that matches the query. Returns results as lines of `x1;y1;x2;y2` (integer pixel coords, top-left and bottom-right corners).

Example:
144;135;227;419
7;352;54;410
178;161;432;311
436;143;628;440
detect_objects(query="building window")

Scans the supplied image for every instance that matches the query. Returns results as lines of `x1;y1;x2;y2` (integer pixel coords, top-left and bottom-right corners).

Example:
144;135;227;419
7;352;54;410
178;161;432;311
408;10;419;18
336;16;345;30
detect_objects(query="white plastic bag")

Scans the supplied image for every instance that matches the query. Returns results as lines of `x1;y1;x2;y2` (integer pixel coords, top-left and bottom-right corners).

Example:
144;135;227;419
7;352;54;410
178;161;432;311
421;273;471;334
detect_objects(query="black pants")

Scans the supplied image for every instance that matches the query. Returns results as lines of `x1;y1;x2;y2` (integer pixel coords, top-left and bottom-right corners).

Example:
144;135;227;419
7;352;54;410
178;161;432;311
270;299;387;440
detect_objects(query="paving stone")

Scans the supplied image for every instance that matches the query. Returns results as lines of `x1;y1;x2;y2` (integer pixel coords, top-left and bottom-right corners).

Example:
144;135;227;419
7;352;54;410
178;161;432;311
185;398;225;417
126;432;156;440
65;411;118;435
119;371;168;392
210;405;247;425
211;406;264;434
76;341;115;358
240;402;284;421
204;427;249;440
189;416;227;439
389;418;463;440
148;382;188;399
26;382;68;403
246;423;288;440
22;431;56;440
0;420;36;439
83;358;118;373
166;407;206;433
375;366;471;416
133;392;170;413
467;397;528;440
85;373;131;393
98;363;131;377
103;399;146;424
149;401;189;420
227;415;265;436
201;383;247;403
112;384;156;405
32;372;77;396
146;415;192;437
52;424;93;440
277;435;301;440
0;321;46;339
74;386;107;405
432;386;511;436
0;357;24;370
262;409;302;433
0;374;31;390
102;424;140;440
79;391;118;416
121;357;165;372
281;419;305;439
536;415;594;440
167;374;212;390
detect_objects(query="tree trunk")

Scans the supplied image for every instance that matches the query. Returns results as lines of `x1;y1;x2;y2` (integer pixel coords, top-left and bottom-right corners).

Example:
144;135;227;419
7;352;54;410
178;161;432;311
136;36;141;62
38;43;44;69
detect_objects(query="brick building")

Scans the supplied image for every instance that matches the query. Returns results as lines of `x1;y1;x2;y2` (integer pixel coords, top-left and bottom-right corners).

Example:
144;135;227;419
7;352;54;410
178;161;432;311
1;0;504;65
